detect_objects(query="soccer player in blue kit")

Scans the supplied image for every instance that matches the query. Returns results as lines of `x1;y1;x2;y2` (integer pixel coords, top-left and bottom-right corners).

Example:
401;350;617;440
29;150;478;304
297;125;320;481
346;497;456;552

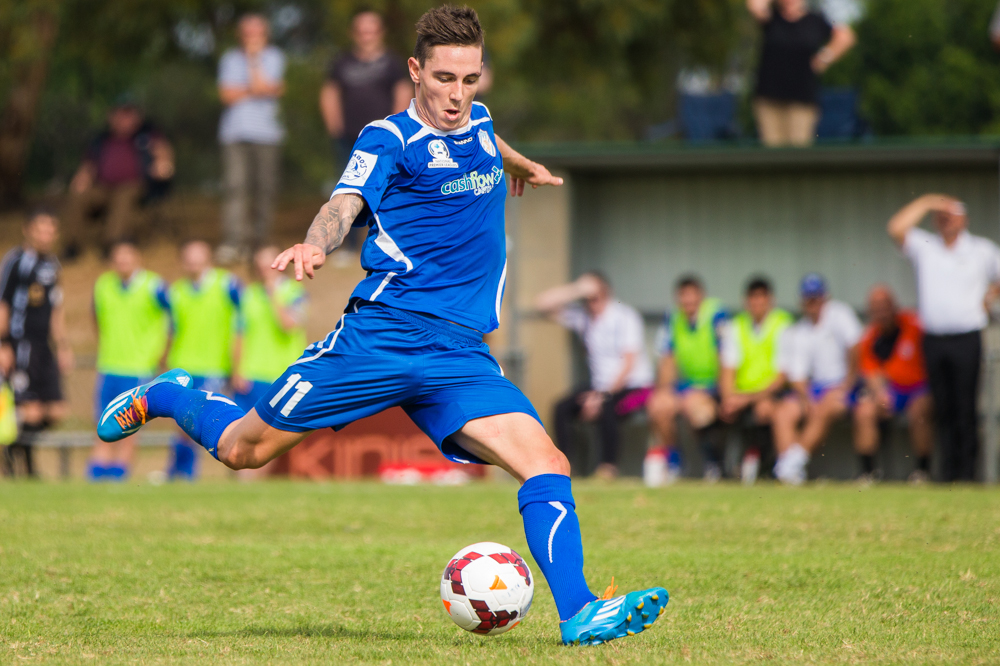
98;5;667;645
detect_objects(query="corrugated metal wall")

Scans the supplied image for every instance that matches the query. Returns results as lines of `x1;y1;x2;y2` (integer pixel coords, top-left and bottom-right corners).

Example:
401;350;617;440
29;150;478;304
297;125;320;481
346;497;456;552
571;167;1000;314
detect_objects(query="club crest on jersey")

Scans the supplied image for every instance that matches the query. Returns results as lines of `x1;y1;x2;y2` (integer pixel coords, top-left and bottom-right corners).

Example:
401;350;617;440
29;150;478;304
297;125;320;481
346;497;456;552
340;150;378;186
478;129;496;157
427;139;459;169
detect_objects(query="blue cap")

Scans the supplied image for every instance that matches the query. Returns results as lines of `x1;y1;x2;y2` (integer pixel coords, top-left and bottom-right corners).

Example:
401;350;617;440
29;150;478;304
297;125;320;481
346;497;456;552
800;273;827;299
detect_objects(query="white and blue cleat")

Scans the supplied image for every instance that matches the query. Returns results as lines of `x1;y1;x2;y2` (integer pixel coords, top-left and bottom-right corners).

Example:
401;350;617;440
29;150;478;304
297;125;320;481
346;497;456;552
560;582;669;646
97;369;192;442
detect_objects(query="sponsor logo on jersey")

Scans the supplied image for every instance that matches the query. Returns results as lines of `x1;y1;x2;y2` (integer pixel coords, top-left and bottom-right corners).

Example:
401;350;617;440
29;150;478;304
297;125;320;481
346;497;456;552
441;166;504;197
340;150;378;186
427;139;459;168
454;136;474;145
478;129;496;157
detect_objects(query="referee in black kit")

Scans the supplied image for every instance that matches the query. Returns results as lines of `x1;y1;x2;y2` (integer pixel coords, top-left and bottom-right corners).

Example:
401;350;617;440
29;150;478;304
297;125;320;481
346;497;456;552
0;210;74;477
889;194;1000;482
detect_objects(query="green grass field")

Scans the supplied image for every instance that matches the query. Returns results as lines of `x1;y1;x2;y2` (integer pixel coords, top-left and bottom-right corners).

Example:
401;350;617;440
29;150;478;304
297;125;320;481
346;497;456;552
2;480;998;664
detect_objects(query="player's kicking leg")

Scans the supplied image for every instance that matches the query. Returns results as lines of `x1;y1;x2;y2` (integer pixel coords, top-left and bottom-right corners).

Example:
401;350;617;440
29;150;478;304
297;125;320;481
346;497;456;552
452;413;669;646
97;369;308;469
98;370;668;646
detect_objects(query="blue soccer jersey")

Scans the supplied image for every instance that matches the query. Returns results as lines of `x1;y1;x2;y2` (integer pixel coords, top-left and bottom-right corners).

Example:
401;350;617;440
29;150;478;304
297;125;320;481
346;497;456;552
332;101;507;333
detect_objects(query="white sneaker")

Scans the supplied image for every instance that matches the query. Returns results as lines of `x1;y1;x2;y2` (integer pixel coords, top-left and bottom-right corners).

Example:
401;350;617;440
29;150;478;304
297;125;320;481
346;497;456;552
741;452;760;486
776;444;809;486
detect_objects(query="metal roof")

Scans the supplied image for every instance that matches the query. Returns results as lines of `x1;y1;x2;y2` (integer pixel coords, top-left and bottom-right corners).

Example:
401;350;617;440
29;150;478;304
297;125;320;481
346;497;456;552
520;138;1000;173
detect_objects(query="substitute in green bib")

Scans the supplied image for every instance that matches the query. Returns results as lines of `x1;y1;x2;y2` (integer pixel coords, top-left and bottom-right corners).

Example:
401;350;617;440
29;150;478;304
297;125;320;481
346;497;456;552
232;245;308;413
165;240;242;480
88;241;171;481
647;275;728;481
719;276;792;485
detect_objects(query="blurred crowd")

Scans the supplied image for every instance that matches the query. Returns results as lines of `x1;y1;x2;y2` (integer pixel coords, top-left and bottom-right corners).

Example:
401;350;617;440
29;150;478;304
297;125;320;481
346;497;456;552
539;195;1000;485
0;208;307;480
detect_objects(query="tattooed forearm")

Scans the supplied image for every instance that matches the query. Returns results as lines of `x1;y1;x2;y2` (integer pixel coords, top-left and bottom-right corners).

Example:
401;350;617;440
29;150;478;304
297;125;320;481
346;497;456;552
304;193;364;254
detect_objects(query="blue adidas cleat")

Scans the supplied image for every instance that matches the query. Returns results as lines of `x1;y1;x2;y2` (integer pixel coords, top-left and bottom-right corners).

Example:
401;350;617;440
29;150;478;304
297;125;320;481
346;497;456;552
97;369;192;443
560;580;669;646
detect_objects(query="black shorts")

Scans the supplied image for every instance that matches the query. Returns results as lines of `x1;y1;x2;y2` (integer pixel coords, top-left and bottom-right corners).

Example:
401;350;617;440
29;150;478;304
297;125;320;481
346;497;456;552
11;339;63;404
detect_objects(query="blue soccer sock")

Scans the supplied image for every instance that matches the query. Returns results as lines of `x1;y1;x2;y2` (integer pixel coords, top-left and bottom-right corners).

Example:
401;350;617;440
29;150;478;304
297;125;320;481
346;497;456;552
146;384;244;460
518;474;598;621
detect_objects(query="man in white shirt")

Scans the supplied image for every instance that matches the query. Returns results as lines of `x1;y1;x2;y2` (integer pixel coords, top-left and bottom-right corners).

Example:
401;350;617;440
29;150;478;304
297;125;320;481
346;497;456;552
536;272;654;478
772;274;862;484
888;194;1000;481
217;14;286;265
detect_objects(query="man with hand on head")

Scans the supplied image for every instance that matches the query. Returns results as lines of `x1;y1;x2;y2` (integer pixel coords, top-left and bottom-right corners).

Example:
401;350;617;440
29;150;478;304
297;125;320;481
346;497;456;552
853;284;932;484
888;194;1000;482
536;272;654;479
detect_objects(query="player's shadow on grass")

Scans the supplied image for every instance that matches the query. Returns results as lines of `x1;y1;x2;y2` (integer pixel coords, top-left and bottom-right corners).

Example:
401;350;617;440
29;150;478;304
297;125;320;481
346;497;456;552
198;624;421;642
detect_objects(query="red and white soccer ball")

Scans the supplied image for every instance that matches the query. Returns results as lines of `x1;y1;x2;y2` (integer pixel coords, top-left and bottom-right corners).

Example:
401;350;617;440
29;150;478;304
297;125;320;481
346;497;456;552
440;541;534;635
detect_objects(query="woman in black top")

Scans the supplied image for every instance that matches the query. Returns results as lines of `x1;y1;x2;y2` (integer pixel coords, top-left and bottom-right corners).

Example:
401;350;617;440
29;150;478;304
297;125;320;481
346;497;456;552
747;0;855;147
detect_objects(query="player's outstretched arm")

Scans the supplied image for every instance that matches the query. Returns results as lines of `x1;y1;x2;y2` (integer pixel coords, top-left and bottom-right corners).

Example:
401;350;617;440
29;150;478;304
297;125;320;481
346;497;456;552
495;135;564;197
273;193;365;281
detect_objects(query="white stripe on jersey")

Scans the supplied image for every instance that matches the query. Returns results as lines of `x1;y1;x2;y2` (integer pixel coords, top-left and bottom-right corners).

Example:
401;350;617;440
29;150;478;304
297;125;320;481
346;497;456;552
373;214;413;272
364;119;406;147
495;260;507;323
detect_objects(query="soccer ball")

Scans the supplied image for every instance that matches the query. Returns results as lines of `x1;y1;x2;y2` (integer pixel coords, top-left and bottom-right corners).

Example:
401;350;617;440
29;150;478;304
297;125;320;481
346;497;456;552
440;541;534;635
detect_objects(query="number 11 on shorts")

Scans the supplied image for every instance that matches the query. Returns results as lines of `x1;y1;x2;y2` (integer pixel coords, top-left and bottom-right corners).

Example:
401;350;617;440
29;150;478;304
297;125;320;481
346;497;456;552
269;373;314;416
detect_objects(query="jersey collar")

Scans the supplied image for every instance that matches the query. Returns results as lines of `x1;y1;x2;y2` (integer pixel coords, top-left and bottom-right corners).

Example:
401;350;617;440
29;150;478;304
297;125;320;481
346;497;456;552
405;100;486;142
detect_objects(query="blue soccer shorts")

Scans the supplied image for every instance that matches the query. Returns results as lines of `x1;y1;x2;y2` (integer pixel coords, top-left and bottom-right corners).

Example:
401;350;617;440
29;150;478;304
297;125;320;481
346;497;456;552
254;301;541;464
94;374;147;422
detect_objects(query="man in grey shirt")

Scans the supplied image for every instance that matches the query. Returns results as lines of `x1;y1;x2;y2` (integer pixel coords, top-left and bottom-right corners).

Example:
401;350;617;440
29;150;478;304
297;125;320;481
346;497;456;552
217;14;285;265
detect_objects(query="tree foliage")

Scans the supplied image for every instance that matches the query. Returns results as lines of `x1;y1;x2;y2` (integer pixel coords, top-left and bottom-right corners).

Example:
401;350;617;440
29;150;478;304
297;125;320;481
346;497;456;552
835;0;1000;136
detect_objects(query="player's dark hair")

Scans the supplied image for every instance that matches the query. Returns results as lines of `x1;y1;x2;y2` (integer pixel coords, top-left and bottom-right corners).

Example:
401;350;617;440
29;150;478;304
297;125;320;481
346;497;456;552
413;5;484;66
675;274;703;292
581;270;611;290
24;206;58;227
745;275;772;296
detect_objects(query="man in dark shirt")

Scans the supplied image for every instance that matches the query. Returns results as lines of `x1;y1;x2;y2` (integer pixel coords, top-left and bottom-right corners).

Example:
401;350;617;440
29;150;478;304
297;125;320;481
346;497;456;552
747;0;856;146
62;97;174;258
0;211;74;477
320;10;412;162
319;10;412;262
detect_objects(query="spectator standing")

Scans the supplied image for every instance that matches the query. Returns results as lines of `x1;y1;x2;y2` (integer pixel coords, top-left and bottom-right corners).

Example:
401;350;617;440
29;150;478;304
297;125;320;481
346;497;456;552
319;10;412;263
0;211;73;477
62;97;174;259
888;194;1000;482
853;284;933;484
232;245;308;413
772;274;861;485
217;14;286;265
536;273;654;479
747;0;856;147
647;275;728;480
166;240;242;479
719;276;793;484
88;241;170;481
320;10;412;162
